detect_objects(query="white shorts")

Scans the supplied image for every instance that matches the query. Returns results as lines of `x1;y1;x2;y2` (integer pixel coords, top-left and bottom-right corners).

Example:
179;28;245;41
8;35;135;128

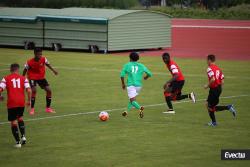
127;86;142;99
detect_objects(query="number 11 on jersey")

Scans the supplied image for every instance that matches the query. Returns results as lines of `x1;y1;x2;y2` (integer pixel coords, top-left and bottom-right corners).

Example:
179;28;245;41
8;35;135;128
11;78;21;88
132;66;138;73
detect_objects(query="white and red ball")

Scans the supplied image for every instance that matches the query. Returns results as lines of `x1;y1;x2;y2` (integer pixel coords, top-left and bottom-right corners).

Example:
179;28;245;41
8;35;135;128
99;111;109;121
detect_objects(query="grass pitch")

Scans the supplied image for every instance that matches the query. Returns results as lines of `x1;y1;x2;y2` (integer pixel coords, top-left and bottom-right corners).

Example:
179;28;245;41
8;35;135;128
0;48;249;167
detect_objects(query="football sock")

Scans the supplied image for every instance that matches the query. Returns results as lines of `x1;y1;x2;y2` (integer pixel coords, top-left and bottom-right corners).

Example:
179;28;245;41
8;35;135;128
127;101;133;111
176;94;189;100
165;96;173;110
131;101;141;109
11;125;20;142
215;106;229;112
46;96;51;108
31;97;35;108
18;121;25;137
208;111;216;123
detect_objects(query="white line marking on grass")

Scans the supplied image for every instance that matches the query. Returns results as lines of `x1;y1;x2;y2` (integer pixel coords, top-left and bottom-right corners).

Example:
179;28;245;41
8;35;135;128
172;25;250;29
0;94;248;125
55;66;250;80
0;69;9;72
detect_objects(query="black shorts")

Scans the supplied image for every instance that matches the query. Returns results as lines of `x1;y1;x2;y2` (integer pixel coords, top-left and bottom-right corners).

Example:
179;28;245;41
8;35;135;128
29;79;49;89
207;86;222;108
8;107;24;121
169;80;185;95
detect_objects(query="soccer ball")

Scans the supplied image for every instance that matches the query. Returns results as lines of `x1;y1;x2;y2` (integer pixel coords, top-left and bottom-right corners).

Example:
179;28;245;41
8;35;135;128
99;111;109;121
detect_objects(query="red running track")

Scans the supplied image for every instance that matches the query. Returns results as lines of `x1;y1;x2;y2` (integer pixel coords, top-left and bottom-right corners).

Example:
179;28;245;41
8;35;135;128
115;19;250;60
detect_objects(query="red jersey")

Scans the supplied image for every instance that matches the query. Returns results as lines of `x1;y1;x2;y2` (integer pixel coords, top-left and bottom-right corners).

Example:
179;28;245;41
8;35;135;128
166;60;185;81
25;56;49;80
0;73;30;108
207;64;224;88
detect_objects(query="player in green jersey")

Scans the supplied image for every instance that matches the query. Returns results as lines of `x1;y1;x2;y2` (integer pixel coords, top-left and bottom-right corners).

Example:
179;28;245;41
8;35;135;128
120;52;152;118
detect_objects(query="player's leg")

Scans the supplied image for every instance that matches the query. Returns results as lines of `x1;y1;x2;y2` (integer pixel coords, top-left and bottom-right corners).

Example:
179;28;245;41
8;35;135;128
163;83;175;113
175;81;196;103
206;102;217;126
122;101;133;117
123;86;143;118
29;80;37;115
8;108;21;148
206;89;218;126
39;79;55;113
214;87;236;117
17;107;26;145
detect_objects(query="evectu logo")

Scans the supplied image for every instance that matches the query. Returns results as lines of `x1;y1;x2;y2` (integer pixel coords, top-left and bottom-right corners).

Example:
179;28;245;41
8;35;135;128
221;149;250;160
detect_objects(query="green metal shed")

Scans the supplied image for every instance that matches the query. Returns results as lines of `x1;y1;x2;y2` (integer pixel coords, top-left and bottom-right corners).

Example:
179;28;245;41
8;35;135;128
0;8;171;52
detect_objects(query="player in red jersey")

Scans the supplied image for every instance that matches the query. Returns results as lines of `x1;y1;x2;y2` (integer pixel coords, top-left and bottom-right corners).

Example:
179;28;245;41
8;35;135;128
23;47;58;115
0;63;31;148
162;53;196;113
205;55;236;126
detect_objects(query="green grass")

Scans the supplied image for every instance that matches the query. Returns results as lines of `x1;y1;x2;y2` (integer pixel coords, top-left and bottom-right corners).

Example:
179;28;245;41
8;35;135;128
133;4;250;20
0;48;249;167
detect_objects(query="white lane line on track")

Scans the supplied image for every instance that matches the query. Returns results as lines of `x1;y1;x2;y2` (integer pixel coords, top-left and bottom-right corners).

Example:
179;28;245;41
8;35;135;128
55;66;250;80
0;94;248;125
172;25;250;29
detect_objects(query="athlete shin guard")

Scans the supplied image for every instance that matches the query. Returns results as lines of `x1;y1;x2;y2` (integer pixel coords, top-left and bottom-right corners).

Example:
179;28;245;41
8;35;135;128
165;96;173;110
11;124;20;142
18;119;25;137
208;111;216;123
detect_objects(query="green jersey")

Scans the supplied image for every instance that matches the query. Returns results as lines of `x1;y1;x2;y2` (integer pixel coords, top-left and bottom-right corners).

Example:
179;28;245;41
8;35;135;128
120;62;152;87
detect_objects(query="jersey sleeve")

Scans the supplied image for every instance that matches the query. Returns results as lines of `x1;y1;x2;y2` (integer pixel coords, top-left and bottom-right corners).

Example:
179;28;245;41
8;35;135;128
143;65;152;77
0;78;6;90
120;64;128;77
207;67;214;78
45;57;50;65
170;64;179;74
24;61;30;69
24;78;30;89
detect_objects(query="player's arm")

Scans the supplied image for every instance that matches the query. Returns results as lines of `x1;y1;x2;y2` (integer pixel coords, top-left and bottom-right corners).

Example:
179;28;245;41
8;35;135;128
26;88;31;106
46;64;58;75
165;65;179;85
204;68;215;89
120;65;127;90
163;74;178;90
204;76;215;89
0;88;4;101
24;78;31;106
0;78;6;101
144;66;152;80
167;74;178;83
23;62;29;76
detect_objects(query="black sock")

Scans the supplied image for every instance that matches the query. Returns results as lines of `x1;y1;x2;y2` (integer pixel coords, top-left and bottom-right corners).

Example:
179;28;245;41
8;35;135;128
165;96;173;110
18;121;25;137
11;125;20;142
46;96;51;108
215;106;229;112
209;111;216;123
31;97;35;108
176;94;189;100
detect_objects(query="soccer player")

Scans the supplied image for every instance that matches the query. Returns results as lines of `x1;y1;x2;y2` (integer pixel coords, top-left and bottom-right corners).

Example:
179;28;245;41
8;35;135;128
205;54;236;126
0;63;31;148
162;52;196;114
120;52;152;118
23;47;58;115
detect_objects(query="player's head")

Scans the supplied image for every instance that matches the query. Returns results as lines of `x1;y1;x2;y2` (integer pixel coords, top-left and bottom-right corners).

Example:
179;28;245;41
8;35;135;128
34;47;42;59
207;54;216;65
129;52;139;62
10;63;20;73
162;52;170;64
